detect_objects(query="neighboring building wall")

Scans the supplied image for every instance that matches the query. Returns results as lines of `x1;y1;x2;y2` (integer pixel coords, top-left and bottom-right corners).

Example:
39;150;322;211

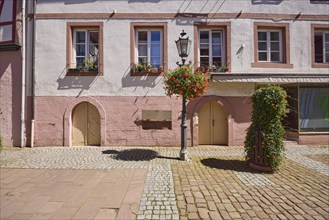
0;51;22;146
32;0;329;147
0;0;23;147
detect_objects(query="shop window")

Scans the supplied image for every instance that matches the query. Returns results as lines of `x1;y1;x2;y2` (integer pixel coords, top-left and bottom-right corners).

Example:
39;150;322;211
300;87;329;132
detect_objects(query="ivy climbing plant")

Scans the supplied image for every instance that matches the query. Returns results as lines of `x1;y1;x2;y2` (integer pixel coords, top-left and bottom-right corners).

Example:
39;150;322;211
245;85;288;171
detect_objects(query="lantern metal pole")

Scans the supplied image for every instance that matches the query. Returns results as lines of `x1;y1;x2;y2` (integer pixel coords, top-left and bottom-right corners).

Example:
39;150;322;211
180;93;188;160
175;30;191;161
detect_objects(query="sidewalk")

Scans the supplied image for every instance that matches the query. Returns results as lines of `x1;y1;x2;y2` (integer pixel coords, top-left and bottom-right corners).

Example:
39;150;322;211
0;144;328;219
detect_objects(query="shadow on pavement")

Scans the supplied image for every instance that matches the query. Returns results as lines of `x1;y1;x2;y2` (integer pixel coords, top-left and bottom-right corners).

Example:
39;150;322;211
102;149;180;161
201;158;252;172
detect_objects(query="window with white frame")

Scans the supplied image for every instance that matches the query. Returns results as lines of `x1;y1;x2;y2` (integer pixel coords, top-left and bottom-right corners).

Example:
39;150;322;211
314;31;329;63
136;29;163;68
257;30;282;62
199;30;224;68
73;29;99;69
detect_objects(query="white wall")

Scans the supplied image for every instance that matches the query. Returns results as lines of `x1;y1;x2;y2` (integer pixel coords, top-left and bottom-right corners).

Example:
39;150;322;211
34;0;329;97
36;0;329;15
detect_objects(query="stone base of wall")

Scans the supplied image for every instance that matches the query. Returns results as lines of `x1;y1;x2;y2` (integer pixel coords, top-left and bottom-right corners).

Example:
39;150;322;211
298;134;329;145
286;131;329;145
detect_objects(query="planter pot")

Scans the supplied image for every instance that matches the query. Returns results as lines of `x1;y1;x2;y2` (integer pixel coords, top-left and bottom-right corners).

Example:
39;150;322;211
249;162;273;172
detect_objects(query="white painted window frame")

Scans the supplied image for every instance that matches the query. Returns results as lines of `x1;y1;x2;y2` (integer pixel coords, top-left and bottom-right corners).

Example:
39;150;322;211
317;31;329;63
198;29;225;67
72;29;99;68
135;28;163;67
257;29;283;63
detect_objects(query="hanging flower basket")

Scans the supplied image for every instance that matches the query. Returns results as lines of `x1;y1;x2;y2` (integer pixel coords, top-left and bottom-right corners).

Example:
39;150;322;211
163;65;209;100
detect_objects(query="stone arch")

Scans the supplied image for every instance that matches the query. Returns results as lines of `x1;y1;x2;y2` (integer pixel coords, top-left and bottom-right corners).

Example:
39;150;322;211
64;97;106;146
190;95;235;146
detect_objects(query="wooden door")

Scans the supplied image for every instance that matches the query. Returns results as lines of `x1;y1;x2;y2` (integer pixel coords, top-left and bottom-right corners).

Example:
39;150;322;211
72;102;100;146
198;101;227;145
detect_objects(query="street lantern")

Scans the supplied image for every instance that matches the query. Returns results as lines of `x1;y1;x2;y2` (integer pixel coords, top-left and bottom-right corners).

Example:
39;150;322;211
175;30;192;161
175;30;192;66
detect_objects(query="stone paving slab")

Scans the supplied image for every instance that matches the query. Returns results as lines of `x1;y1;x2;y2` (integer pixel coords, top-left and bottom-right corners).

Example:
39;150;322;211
0;168;147;220
1;143;329;220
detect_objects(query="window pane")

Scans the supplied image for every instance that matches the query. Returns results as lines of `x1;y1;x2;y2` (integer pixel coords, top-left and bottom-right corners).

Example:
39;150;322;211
89;45;99;57
151;57;161;67
270;52;280;61
200;31;209;44
271;42;280;51
325;33;329;43
151;31;160;42
151;44;160;57
89;32;99;44
76;57;84;67
138;44;147;56
270;32;279;41
200;48;209;56
212;31;221;44
138;31;147;43
200;57;209;66
212;57;222;67
325;53;329;63
138;57;147;64
314;34;323;63
259;52;267;61
300;87;329;132
76;32;85;43
258;42;267;51
212;45;221;56
325;42;329;52
76;45;85;56
258;32;267;41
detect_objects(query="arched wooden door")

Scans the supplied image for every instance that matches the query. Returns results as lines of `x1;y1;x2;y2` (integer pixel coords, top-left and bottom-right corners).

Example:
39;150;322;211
198;101;227;145
72;102;100;146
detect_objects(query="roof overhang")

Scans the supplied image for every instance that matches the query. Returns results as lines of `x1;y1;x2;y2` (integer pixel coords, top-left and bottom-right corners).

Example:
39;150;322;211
211;73;329;83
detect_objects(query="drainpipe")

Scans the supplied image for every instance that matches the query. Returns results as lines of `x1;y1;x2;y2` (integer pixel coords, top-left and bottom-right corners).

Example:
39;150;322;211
21;0;26;147
30;0;36;148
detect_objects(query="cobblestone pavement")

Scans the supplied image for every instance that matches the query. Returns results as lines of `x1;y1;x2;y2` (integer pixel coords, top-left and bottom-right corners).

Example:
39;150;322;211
1;143;329;220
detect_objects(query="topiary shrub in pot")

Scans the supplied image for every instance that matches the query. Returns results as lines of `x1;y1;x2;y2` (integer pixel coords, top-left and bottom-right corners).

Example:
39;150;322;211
245;85;287;172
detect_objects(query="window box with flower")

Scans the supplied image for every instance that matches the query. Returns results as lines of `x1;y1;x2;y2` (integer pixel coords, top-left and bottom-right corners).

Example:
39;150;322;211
131;63;165;75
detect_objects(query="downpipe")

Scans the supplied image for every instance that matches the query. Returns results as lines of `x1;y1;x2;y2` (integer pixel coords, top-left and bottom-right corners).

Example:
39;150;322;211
20;0;26;147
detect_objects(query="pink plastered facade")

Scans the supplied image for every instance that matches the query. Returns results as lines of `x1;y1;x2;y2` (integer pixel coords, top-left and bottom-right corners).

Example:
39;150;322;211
32;96;251;147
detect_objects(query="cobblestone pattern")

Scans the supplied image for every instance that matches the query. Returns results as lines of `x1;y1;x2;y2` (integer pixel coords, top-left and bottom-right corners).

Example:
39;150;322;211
173;156;329;220
137;164;179;220
234;172;274;186
286;146;329;176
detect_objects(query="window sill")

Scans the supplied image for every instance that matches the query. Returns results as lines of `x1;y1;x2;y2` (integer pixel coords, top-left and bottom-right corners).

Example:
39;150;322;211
66;68;101;76
130;69;163;76
0;43;21;51
251;62;293;68
312;63;329;68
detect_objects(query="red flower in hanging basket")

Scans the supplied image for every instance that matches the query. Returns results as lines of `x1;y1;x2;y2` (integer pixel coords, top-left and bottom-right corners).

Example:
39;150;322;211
163;65;209;100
